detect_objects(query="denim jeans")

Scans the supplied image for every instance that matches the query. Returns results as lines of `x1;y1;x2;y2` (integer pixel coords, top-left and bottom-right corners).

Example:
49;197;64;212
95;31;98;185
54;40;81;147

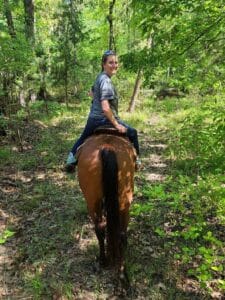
71;117;139;156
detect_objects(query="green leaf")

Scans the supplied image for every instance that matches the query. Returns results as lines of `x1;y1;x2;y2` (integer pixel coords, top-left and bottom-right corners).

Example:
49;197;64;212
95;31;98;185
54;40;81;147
211;265;223;272
0;229;15;244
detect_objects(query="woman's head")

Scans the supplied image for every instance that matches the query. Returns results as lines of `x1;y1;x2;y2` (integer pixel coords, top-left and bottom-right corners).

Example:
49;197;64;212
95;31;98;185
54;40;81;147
101;50;118;77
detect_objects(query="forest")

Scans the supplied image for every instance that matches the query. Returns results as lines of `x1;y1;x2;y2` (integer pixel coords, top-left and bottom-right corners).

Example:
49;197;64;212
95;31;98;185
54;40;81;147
0;0;225;299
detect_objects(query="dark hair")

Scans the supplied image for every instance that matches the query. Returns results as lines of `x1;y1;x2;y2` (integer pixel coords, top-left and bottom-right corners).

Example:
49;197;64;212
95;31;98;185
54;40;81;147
101;50;116;71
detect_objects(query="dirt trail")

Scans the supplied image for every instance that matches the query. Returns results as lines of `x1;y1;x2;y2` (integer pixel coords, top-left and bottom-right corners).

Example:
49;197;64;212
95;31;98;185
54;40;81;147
0;115;171;299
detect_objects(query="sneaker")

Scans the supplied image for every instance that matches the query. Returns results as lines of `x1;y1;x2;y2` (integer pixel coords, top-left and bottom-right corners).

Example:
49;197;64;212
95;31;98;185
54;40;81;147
66;152;77;165
65;152;77;173
135;157;142;171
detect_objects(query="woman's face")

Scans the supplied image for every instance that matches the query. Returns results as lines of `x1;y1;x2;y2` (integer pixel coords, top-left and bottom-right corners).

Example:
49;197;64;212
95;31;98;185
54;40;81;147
103;55;119;77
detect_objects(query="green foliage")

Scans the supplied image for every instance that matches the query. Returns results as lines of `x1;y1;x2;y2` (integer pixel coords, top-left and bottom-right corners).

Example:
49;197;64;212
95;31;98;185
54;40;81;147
171;97;225;173
135;172;225;290
129;0;225;92
24;271;46;299
29;101;68;119
49;0;83;99
0;34;33;73
1;0;225;298
129;95;225;294
0;229;15;244
0;147;11;161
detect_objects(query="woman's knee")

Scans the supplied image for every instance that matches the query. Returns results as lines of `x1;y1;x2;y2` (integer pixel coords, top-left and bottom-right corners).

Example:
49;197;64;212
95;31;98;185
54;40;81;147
127;127;137;137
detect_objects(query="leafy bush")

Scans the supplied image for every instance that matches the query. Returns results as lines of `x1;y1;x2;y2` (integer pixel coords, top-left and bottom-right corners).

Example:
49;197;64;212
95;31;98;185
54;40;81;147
139;175;225;291
131;95;225;294
171;98;225;174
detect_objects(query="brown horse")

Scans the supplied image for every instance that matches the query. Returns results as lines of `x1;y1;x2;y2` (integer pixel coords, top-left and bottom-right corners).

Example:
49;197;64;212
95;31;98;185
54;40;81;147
77;130;136;273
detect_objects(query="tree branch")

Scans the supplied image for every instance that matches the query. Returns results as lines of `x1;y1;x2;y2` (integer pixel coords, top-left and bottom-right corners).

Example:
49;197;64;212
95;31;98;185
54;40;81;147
179;14;225;55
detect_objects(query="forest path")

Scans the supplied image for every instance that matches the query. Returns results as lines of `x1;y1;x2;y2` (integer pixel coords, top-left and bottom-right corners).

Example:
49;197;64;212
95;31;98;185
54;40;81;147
0;113;201;299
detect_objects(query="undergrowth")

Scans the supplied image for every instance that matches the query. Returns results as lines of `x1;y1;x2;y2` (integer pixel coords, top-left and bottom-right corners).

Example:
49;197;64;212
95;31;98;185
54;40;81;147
1;95;224;299
130;94;225;297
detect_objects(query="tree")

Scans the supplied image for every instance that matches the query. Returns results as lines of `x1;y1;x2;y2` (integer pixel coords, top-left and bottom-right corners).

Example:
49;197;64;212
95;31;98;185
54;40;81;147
127;68;142;112
50;0;83;106
107;0;116;50
3;0;16;38
23;0;35;43
129;0;225;93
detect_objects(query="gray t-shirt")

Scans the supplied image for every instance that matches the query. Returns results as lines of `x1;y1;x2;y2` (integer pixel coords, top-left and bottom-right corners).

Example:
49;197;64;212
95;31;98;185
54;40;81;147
89;72;118;119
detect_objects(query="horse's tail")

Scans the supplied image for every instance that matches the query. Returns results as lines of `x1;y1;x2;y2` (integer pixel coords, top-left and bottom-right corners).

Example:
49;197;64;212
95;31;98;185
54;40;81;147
101;148;120;263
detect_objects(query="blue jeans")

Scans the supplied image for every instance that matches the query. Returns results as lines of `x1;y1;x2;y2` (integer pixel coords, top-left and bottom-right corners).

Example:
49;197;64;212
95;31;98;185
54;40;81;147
71;117;140;156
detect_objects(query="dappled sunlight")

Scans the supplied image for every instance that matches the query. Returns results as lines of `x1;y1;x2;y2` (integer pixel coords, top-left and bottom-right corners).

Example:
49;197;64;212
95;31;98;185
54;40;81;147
141;143;169;183
145;173;167;182
0;168;71;190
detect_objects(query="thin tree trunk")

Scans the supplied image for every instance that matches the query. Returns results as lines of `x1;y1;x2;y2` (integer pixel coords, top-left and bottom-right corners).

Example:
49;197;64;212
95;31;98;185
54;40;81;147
64;58;69;109
3;0;16;38
2;75;10;116
2;1;16;116
127;35;153;112
38;57;49;114
128;69;143;113
108;0;116;50
23;0;35;43
126;1;131;51
65;75;68;109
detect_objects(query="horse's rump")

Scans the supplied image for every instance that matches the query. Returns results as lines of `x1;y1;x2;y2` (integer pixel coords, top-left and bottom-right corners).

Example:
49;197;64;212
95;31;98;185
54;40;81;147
77;134;136;208
77;134;136;265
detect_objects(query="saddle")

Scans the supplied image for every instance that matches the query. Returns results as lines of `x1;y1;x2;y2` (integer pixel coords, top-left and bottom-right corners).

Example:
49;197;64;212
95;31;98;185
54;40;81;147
94;125;127;137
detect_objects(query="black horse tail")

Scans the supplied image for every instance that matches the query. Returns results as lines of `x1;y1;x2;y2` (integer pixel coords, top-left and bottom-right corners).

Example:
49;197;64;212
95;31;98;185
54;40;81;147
101;148;120;263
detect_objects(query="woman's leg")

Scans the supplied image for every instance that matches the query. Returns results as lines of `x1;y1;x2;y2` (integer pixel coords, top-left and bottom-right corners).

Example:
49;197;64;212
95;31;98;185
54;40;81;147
70;119;94;155
66;117;100;167
70;117;111;156
118;120;140;155
70;118;97;155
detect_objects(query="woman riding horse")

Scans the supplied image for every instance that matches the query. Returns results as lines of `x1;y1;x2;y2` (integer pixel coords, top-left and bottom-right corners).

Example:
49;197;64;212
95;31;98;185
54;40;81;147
65;50;140;171
69;50;140;274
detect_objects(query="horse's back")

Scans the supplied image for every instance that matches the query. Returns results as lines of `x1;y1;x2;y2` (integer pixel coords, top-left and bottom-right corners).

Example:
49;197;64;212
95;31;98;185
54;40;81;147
77;134;136;220
77;134;136;168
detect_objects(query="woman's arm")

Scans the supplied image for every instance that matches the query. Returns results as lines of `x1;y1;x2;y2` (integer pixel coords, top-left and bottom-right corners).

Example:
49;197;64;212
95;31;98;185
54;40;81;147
101;100;127;133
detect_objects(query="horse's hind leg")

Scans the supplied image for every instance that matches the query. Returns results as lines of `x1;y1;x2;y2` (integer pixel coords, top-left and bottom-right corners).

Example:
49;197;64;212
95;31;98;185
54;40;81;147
95;219;107;266
118;209;130;284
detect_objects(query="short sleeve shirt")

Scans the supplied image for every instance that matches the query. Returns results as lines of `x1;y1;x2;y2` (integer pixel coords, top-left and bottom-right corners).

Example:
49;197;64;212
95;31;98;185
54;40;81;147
89;72;118;119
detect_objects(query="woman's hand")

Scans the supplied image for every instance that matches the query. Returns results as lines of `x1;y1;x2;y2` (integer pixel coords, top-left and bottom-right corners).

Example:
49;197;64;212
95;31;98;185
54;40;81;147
101;100;127;133
115;123;127;133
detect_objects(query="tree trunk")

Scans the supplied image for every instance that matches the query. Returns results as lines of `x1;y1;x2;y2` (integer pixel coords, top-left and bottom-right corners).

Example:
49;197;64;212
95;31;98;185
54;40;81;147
23;0;35;43
127;69;143;113
126;2;131;51
64;56;69;109
3;0;16;38
108;0;116;50
37;57;48;104
2;75;10;115
2;1;16;115
127;35;153;112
